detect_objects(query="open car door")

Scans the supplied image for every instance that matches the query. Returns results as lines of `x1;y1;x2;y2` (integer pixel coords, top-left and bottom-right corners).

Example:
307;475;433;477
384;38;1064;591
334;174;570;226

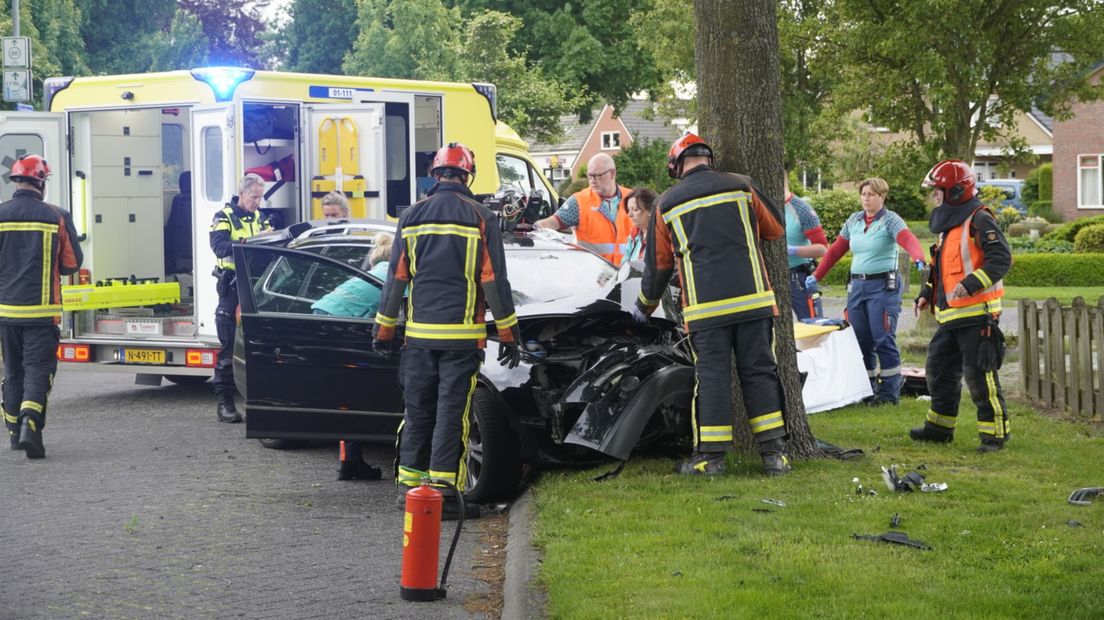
233;243;403;441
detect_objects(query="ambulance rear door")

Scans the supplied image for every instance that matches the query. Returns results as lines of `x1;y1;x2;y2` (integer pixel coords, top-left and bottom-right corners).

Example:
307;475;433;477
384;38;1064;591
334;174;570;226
0;112;70;224
190;104;236;340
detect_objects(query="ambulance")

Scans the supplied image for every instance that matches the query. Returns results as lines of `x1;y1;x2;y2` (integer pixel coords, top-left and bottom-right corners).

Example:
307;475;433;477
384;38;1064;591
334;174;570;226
0;67;558;384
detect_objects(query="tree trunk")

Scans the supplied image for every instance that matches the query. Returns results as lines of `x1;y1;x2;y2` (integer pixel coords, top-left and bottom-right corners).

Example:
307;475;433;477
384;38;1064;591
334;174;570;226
694;0;823;459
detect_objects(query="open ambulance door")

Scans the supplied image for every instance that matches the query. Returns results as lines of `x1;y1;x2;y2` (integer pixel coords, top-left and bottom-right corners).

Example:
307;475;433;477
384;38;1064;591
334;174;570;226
0;112;70;224
190;104;236;340
303;93;415;221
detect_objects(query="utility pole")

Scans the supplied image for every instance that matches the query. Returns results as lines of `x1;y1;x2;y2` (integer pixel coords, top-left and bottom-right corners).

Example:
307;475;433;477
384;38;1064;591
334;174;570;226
12;0;19;37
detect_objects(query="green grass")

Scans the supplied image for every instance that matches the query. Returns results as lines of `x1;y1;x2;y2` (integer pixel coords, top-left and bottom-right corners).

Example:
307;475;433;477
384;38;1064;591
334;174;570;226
533;400;1104;619
1002;286;1104;305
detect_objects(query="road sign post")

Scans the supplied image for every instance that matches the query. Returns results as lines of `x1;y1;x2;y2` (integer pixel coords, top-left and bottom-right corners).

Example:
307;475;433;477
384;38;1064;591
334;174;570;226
2;36;30;68
3;69;32;103
2;36;32;104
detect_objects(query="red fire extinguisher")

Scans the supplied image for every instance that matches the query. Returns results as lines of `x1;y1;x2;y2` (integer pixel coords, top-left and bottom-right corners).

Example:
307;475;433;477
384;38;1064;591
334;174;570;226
400;478;467;602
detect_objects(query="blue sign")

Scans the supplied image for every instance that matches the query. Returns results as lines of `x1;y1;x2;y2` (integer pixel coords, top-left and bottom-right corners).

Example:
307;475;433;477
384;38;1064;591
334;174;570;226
308;85;376;100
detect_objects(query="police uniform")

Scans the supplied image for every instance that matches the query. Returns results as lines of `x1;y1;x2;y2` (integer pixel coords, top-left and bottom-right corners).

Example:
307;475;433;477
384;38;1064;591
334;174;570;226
209;197;271;412
913;198;1011;448
374;182;519;492
0;188;83;457
636;164;788;461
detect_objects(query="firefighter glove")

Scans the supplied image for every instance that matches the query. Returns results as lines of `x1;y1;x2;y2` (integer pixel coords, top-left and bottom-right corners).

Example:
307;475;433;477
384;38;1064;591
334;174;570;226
372;338;395;360
497;341;521;369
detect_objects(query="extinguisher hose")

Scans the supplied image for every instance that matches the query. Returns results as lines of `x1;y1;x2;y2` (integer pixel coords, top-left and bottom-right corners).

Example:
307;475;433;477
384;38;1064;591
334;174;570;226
434;478;465;597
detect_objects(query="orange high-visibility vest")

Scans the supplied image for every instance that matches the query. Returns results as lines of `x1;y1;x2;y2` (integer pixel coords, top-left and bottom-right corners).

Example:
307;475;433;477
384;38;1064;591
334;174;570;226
574;186;632;266
936;206;1004;323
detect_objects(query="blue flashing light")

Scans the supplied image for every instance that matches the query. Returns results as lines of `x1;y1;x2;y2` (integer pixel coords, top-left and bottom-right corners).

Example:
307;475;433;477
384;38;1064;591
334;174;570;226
190;67;256;102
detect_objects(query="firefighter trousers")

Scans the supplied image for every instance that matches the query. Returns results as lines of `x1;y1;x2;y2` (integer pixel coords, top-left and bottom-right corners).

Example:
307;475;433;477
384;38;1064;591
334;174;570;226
921;320;1009;444
1;324;60;439
396;348;483;491
687;318;786;452
213;276;238;396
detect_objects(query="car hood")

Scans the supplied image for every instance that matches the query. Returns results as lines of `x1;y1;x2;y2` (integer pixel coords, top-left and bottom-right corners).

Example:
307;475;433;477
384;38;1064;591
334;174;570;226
510;260;677;323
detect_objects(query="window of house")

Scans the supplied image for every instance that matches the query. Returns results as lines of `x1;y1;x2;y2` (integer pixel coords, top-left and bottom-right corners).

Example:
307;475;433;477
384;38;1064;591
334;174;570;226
601;131;621;150
972;161;998;181
1078;155;1101;208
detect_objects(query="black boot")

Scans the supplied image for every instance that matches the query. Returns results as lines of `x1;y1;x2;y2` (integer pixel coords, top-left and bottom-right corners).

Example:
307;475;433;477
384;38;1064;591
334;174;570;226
217;392;242;423
674;451;726;475
759;439;791;476
908;426;953;443
441;489;481;521
9;430;20;450
18;417;45;459
977;439;1005;454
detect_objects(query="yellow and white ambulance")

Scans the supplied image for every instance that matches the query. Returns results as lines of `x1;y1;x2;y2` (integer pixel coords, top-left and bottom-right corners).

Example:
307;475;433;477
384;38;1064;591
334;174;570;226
0;67;557;383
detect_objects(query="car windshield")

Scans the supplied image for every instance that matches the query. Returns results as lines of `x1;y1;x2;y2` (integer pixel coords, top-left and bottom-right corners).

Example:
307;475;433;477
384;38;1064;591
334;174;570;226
505;249;617;305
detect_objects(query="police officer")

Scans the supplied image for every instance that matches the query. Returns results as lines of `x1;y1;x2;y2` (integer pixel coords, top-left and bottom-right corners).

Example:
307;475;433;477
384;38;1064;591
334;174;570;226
210;174;272;423
0;155;83;459
910;160;1012;453
373;143;520;518
634;134;791;476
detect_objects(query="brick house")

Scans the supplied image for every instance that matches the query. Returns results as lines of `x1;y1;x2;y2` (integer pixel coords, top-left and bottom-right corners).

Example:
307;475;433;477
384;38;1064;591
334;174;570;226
1052;65;1104;220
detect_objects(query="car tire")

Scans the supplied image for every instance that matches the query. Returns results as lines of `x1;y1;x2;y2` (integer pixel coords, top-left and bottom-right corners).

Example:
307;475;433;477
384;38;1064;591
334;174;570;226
464;388;522;504
165;375;209;386
259;438;308;450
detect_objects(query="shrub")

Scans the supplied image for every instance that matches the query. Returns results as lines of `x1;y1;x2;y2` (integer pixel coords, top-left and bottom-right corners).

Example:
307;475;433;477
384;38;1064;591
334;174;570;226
1004;253;1104;286
614;138;677;194
1006;222;1028;237
1073;224;1104;253
816;256;852;286
1022;163;1052;205
994;206;1023;232
807;189;860;242
1044;223;1062;235
1027;200;1062;223
557;177;587;198
1044;214;1104;242
1008;237;1073;254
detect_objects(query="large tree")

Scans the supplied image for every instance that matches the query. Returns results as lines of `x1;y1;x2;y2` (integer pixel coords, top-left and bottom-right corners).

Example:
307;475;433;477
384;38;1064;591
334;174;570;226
179;0;269;68
823;0;1104;160
148;9;210;71
694;0;821;459
343;0;462;81
283;0;358;75
77;0;175;74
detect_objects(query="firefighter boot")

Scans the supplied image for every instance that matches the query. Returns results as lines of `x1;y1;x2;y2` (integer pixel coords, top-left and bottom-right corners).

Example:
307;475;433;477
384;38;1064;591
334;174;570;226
18;416;44;459
977;439;1005;454
441;489;481;521
759;439;791;476
675;451;726;475
216;392;242;424
908;426;953;443
9;430;20;450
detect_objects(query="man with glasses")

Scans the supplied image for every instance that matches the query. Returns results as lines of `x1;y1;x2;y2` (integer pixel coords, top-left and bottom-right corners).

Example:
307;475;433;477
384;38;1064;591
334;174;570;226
534;153;633;266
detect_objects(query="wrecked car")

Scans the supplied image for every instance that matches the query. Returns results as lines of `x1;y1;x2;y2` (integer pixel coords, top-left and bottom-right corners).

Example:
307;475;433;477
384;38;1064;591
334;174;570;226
232;221;694;502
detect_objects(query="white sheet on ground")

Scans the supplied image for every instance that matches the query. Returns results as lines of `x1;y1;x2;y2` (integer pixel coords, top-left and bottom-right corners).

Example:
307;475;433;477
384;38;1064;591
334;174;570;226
794;325;872;413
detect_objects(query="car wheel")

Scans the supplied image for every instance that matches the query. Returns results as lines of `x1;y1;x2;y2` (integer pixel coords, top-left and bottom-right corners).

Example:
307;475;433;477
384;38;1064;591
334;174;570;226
464;388;522;504
259;438;308;450
165;375;209;386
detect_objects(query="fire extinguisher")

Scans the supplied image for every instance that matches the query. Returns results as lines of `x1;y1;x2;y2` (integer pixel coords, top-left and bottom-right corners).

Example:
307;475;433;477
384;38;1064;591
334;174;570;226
400;477;467;601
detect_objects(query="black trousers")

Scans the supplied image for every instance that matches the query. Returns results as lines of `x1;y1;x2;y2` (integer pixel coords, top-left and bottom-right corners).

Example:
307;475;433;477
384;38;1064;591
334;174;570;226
213;273;238;396
687;318;787;452
1;324;60;438
922;320;1009;443
396;347;483;491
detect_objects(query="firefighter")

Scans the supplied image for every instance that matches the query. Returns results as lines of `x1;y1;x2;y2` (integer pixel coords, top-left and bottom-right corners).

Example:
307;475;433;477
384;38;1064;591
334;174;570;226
634;134;791;476
373;143;521;518
0;155;83;459
910;160;1012;452
209;174;272;423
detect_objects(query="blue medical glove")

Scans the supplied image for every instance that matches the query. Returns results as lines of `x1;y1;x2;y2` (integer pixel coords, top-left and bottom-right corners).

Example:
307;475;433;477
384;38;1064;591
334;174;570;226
914;259;927;272
805;274;817;289
787;246;798;256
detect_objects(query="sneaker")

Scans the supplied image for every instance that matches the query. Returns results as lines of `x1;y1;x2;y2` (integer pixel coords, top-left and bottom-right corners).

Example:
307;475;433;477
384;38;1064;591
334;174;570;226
674;452;726;476
977;440;1004;454
908;426;953;444
761;453;791;476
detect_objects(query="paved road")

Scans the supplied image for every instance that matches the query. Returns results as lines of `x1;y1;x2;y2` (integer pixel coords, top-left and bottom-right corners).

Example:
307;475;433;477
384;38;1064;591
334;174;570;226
0;369;495;620
819;295;1020;336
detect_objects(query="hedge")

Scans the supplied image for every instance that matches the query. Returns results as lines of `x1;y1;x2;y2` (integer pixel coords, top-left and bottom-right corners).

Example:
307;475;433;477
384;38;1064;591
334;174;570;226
1045;214;1104;242
1073;225;1104;253
814;253;1104;287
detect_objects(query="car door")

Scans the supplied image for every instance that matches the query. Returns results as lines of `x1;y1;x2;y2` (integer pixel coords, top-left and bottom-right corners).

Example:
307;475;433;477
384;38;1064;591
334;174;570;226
233;243;403;441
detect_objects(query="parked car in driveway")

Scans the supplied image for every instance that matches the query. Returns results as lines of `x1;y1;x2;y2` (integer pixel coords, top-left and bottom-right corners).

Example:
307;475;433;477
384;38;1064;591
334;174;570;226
232;220;694;502
977;179;1025;213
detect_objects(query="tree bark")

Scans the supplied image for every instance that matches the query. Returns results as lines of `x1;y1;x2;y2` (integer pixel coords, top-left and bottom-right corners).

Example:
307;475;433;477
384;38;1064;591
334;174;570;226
693;0;823;459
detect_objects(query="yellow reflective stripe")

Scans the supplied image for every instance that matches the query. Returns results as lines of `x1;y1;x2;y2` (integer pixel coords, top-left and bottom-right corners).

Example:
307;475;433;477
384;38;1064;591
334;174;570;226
398;466;424;487
749;410;784;433
638;290;660;307
495;313;518;329
3;411;18;424
985;371;1005;438
211;220;233;232
0;222;55;233
27;418;38;432
935;298;1003;323
926;409;957;429
688;337;701;449
736;196;765;292
662;191;751;223
402;223;480;239
41;231;50;305
20;401;42;413
972;269;992;289
464;236;477;324
683;291;776;323
672;218;697;305
374;313;397;327
456;370;478;492
406;321;486;340
406;236;418;321
428;470;457;482
0;304;62;318
699;425;733;442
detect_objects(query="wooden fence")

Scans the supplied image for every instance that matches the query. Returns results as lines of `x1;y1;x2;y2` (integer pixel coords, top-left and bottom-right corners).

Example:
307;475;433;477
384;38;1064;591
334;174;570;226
1019;297;1104;419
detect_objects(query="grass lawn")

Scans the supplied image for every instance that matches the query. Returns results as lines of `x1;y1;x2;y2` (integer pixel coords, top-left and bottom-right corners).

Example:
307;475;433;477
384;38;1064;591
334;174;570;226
532;399;1103;619
1003;286;1104;305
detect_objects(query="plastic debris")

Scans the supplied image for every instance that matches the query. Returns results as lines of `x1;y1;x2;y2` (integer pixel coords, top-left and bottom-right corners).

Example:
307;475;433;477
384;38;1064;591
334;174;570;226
852;531;931;550
761;498;786;508
890;513;901;528
1068;487;1103;506
881;465;925;492
920;482;948;493
1067;519;1083;528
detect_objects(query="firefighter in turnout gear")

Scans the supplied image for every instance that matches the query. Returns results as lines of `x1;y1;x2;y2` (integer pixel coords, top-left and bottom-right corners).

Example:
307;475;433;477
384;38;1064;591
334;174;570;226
373;143;520;519
209;174;272;423
0;155;83;458
634;134;791;476
911;160;1012;453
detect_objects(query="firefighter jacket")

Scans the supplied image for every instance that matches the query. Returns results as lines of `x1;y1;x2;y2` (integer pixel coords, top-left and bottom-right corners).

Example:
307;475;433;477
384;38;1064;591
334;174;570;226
373;182;519;350
574;185;633;266
210;197;272;271
0;189;83;325
917;199;1011;325
636;165;784;332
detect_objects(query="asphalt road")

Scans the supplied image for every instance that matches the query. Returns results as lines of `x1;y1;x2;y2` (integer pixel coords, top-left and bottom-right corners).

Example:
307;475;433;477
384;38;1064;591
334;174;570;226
0;369;496;620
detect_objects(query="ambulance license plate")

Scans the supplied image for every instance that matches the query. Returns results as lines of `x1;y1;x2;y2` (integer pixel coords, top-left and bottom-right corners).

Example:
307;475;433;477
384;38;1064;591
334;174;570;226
124;348;165;364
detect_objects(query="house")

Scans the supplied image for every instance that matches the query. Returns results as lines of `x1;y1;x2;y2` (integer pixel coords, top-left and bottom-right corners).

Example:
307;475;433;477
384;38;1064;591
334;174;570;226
972;106;1053;181
527;99;686;185
1052;65;1104;220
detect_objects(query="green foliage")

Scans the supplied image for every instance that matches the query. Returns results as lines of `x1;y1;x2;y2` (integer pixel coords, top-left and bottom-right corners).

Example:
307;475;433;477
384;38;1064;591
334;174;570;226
557;177;587;198
148;9;209;71
1007;236;1073;254
179;0;267;68
993;206;1024;233
0;0;91;109
1005;253;1104;286
1027;200;1062;223
343;0;461;81
1043;214;1104;242
77;0;176;74
830;131;932;220
807;189;859;242
613;139;676;194
1022;163;1052;205
283;0;358;74
1073;224;1104;253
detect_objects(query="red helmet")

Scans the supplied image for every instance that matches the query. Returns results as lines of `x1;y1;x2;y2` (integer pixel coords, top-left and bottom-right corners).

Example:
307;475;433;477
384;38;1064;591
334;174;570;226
667;133;713;179
922;160;976;205
430;143;476;180
10;154;50;187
